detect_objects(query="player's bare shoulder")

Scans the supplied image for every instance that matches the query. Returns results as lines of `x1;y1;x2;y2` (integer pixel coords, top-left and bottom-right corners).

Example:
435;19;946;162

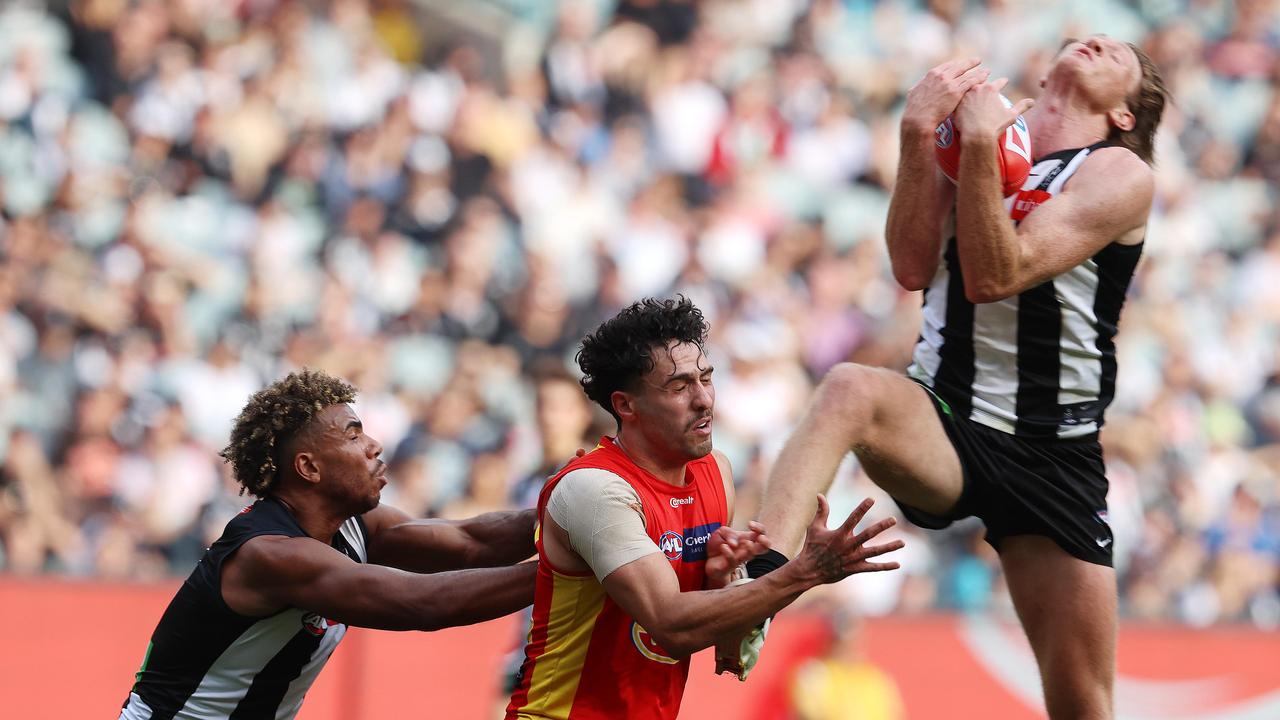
1074;146;1155;205
710;449;733;477
1066;145;1155;242
221;534;321;616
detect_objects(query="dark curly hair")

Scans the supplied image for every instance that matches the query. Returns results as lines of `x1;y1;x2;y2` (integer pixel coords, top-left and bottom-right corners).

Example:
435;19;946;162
576;296;709;423
219;369;357;497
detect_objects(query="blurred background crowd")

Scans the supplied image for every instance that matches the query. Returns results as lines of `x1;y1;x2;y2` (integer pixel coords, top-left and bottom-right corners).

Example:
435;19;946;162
1;0;1277;639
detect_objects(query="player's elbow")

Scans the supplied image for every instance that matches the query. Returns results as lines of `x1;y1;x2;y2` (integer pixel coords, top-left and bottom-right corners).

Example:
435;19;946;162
653;630;698;660
888;252;936;291
416;603;457;632
643;621;700;659
893;267;932;292
409;592;464;632
964;280;1012;304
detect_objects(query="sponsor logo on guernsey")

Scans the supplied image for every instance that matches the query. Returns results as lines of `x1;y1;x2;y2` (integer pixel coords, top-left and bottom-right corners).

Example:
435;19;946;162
301;612;339;636
631;622;679;664
680;522;721;562
669;496;694;509
1010;189;1052;221
659;531;683;560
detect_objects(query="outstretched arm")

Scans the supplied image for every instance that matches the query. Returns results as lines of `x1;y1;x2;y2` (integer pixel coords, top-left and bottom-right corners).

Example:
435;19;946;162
599;497;902;658
223;534;536;631
364;503;536;573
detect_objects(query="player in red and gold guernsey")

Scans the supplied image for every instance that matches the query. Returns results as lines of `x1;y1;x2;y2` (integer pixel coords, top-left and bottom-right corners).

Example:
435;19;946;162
506;297;904;720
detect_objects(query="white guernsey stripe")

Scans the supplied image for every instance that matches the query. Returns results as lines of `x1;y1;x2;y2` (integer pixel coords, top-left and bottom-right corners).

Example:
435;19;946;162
1056;260;1102;400
970;292;1020;430
177;611;311;718
276;623;347;720
1047;149;1091;194
120;693;153;720
909;272;948;384
909;213;953;385
1046;147;1105;438
338;516;368;563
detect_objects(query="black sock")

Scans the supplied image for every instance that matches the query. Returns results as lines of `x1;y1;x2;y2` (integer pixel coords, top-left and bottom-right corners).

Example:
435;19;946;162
745;548;789;579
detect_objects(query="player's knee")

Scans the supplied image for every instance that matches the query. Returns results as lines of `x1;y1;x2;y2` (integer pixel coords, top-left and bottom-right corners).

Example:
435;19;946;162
1041;654;1113;719
1045;681;1112;720
813;363;880;431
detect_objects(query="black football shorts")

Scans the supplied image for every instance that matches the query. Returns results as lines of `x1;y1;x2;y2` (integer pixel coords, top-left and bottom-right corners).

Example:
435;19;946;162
897;380;1115;567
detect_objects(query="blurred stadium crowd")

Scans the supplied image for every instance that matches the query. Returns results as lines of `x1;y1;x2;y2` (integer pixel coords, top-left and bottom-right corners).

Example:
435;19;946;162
0;0;1277;630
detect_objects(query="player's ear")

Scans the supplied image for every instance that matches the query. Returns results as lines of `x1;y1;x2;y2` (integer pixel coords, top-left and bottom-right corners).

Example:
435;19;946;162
1108;105;1135;132
611;390;637;423
293;451;322;485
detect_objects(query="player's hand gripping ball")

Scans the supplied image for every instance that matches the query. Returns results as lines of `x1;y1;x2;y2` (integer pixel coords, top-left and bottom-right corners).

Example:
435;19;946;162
935;94;1032;196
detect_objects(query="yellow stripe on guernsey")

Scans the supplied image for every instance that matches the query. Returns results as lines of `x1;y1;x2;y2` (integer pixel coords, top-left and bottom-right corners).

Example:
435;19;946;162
521;572;607;718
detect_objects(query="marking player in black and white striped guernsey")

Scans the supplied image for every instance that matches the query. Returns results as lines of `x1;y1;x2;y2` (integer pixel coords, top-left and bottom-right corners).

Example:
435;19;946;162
120;370;537;720
754;36;1167;720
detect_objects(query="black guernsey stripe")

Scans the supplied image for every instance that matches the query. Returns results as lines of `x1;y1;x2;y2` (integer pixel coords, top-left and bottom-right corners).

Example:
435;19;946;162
229;631;325;719
1014;279;1064;438
932;238;975;419
1092;241;1143;425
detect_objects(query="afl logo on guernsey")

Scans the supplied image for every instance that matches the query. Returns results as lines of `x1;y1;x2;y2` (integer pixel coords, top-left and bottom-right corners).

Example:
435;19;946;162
631;622;679;664
301;612;339;636
658;523;723;562
659;531;683;560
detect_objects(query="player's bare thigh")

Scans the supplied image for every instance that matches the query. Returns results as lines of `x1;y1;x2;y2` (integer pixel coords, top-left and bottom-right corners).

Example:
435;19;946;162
820;364;964;516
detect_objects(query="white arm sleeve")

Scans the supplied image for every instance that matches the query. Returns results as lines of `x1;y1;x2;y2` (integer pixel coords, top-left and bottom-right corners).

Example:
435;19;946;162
546;468;661;582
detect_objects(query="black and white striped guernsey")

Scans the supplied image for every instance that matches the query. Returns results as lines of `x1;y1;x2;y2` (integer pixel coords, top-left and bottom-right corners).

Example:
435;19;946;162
908;141;1143;440
120;497;369;720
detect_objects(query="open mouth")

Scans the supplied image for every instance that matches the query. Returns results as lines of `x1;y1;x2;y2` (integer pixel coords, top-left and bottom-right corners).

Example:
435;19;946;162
691;417;712;435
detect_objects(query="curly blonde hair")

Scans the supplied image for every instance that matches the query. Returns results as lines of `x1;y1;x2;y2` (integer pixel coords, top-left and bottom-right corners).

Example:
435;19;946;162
220;369;357;497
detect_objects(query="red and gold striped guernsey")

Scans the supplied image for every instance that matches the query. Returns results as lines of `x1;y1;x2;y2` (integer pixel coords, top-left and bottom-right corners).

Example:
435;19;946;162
506;436;728;720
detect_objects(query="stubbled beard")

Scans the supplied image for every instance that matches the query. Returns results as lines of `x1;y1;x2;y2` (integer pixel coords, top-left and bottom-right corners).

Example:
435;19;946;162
688;435;713;458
